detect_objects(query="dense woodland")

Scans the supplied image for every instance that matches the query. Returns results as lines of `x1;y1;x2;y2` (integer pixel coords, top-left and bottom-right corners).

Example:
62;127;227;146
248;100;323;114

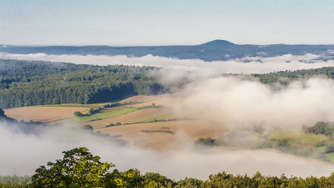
2;59;334;109
3;147;334;188
3;59;334;109
0;59;164;108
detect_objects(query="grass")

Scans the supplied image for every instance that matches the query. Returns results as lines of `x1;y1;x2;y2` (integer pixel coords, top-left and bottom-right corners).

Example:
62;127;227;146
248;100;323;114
104;114;176;128
267;131;328;147
41;103;101;108
137;104;162;110
260;130;330;158
141;129;175;135
324;153;334;162
42;101;142;109
76;107;139;122
138;114;169;123
122;114;177;126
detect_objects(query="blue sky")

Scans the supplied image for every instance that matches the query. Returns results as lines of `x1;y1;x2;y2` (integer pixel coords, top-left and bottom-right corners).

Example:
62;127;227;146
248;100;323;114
1;0;334;45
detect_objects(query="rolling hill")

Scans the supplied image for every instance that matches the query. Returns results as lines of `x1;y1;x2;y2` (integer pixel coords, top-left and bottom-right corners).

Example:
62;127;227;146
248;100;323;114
1;40;334;61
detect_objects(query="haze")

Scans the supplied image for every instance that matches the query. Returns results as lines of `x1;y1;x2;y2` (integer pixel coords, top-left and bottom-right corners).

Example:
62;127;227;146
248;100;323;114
1;0;334;45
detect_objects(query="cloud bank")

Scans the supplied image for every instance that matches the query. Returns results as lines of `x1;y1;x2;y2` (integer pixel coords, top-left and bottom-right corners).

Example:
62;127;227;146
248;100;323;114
172;76;334;130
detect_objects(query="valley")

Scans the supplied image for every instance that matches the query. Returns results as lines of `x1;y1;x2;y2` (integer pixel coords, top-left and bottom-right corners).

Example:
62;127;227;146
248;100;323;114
5;94;224;150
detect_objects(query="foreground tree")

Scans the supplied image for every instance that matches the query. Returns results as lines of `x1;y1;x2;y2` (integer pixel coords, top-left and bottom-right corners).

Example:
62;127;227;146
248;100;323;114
22;147;334;187
31;147;114;188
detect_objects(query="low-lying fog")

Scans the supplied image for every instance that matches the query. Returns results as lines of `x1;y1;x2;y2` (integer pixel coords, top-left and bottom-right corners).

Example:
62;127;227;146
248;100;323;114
174;77;334;129
1;52;334;74
2;53;334;179
1;123;334;179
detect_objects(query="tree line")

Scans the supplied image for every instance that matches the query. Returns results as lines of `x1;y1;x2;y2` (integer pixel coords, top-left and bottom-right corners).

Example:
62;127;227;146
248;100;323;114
2;58;334;109
2;147;334;188
253;66;334;84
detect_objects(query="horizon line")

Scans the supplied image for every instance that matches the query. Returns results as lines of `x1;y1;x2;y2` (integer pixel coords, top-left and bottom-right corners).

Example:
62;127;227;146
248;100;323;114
2;39;334;47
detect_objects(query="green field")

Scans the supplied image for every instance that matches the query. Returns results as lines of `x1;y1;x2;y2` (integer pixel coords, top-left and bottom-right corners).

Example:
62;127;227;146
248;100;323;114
325;153;334;162
75;107;139;122
41;103;102;108
132;114;170;124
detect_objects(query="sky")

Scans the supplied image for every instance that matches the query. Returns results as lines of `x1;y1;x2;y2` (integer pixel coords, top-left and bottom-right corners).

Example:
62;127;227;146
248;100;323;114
1;0;334;45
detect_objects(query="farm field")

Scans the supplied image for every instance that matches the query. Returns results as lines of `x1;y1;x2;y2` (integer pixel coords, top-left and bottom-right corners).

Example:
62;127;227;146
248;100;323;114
4;94;224;150
101;119;223;149
6;93;334;163
5;106;90;123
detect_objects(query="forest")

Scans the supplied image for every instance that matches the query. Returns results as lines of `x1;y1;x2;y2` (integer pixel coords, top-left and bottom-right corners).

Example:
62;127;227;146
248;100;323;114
2;58;334;109
0;59;164;108
252;66;334;84
2;147;334;188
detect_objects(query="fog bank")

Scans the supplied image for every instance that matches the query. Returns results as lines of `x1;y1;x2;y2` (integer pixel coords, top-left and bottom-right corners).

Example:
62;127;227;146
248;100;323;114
2;52;334;179
1;52;334;74
1;122;334;179
172;77;334;130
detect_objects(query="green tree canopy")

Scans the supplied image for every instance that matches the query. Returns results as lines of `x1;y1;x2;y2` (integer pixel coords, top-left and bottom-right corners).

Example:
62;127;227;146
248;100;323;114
31;147;114;188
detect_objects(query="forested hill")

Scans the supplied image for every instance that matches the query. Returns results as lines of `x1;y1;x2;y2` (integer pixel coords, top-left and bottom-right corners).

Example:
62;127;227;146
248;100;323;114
0;59;163;108
2;58;334;109
1;40;334;61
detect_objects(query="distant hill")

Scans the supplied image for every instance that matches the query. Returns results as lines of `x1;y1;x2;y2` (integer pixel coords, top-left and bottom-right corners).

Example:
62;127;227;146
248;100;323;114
0;59;163;108
1;40;334;61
